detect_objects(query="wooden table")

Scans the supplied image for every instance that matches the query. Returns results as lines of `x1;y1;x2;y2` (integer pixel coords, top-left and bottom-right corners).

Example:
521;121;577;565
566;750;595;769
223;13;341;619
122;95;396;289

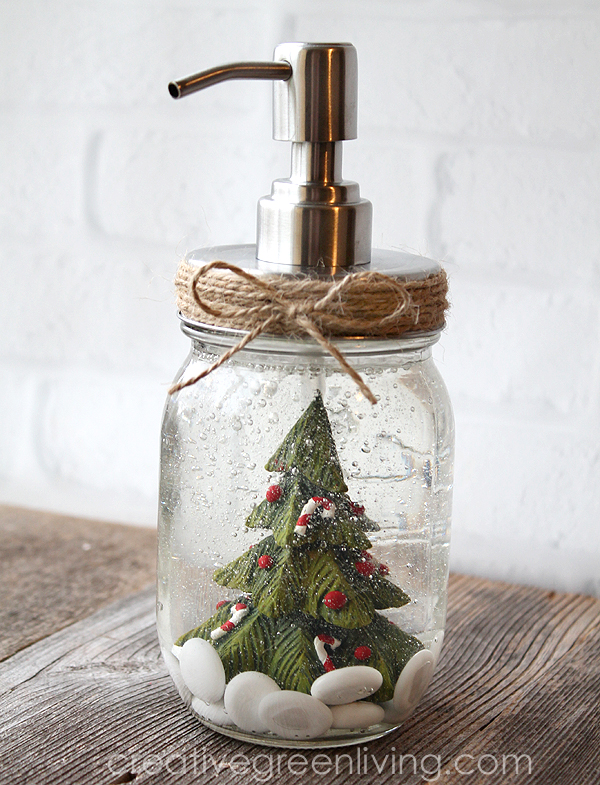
1;505;598;784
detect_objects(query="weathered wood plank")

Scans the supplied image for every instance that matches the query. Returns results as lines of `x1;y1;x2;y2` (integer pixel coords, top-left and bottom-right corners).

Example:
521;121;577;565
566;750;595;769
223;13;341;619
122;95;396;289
1;575;598;785
0;505;156;661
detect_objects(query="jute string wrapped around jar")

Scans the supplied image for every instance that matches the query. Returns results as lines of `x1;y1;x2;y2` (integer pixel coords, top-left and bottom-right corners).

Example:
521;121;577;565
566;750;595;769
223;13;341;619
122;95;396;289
172;259;449;404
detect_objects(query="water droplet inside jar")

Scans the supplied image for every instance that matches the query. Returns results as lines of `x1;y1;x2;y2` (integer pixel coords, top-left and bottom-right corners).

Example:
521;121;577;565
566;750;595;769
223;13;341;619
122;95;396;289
257;399;267;408
268;412;279;424
231;416;242;431
263;381;278;397
361;443;371;453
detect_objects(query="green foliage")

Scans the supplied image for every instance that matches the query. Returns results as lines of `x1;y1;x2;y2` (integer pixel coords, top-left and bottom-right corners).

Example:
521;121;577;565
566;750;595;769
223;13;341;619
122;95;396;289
267;623;323;693
332;616;424;702
343;559;411;611
265;391;348;493
248;544;306;618
213;547;259;592
245;473;320;546
178;602;424;702
177;390;422;699
175;600;235;647
245;471;377;548
303;551;373;628
308;516;372;550
215;610;280;680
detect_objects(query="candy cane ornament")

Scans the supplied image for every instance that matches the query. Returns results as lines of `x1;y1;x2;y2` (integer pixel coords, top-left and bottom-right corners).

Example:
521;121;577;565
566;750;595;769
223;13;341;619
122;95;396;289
314;633;341;672
210;602;249;640
295;496;336;536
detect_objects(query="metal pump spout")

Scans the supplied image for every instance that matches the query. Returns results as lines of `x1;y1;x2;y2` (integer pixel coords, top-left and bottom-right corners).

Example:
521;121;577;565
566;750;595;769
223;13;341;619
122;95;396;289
169;42;372;272
168;61;292;98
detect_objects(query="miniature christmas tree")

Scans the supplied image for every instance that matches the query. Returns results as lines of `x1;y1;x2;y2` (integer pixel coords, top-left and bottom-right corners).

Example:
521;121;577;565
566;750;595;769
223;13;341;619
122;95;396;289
177;390;423;702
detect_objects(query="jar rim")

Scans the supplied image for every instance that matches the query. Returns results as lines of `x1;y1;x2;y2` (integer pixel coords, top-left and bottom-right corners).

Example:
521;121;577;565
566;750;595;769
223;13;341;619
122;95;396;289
179;313;442;356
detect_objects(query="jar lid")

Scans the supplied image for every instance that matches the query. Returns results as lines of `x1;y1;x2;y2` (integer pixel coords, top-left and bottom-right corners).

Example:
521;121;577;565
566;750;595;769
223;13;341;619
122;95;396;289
170;43;440;279
168;44;449;404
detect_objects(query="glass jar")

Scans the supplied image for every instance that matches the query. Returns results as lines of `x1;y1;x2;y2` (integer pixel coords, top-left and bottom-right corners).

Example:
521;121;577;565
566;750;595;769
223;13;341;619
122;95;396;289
157;290;454;748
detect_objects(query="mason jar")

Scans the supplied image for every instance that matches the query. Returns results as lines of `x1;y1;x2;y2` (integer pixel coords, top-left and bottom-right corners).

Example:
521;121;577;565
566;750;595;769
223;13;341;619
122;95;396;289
157;250;454;748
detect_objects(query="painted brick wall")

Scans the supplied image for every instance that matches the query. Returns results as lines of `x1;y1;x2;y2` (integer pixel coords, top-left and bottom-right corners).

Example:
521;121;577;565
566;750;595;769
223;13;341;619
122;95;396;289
1;0;599;596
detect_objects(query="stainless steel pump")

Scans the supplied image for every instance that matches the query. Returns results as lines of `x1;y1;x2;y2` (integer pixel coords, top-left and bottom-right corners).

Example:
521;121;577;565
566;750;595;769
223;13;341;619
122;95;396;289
169;43;372;272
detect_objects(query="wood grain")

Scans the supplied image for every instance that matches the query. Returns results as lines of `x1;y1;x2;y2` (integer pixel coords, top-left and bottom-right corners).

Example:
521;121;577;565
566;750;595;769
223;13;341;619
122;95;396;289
0;505;156;661
1;571;598;785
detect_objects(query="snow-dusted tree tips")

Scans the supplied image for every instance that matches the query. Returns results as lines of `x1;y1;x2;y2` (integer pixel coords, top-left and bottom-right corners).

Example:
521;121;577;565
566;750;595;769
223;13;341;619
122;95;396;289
265;390;348;492
177;390;423;700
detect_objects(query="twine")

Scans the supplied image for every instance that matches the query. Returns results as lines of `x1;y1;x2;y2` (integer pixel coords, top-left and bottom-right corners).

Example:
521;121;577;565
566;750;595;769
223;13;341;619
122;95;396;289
171;259;449;404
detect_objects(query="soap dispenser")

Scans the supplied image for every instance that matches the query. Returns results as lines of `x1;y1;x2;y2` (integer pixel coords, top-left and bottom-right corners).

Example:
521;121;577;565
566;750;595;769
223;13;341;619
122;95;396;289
157;42;454;747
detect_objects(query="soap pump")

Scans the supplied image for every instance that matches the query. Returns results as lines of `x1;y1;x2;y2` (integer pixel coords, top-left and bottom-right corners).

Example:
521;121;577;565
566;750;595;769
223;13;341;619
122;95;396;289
170;42;372;272
157;42;454;747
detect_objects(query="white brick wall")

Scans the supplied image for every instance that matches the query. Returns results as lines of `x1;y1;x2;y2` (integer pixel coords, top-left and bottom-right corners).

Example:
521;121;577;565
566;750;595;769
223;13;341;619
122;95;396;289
1;0;599;596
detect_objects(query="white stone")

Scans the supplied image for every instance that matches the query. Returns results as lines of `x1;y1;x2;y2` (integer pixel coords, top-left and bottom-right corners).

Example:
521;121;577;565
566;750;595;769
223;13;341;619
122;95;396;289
310;666;383;706
171;644;182;660
179;638;226;704
330;702;385;729
258;690;333;740
223;672;281;733
191;697;235;727
380;700;405;724
392;649;435;719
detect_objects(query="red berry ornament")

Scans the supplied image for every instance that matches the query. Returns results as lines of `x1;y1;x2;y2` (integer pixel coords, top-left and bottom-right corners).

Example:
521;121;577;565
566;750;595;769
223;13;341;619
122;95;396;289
222;621;235;632
323;590;347;610
234;602;248;611
266;485;282;502
355;560;376;577
258;554;274;569
378;563;390;576
216;600;228;609
351;502;365;515
354;646;372;661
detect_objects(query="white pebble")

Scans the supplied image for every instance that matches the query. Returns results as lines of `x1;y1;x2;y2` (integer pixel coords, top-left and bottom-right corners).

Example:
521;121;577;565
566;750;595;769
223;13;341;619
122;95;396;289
379;700;405;724
258;690;333;740
392;649;435;719
179;638;226;704
330;701;385;729
224;672;281;733
310;666;383;706
191;697;235;727
171;644;182;660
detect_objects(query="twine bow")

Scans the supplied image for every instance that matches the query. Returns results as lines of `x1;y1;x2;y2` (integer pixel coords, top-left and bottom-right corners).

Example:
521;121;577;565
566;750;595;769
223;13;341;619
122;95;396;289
169;260;445;404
